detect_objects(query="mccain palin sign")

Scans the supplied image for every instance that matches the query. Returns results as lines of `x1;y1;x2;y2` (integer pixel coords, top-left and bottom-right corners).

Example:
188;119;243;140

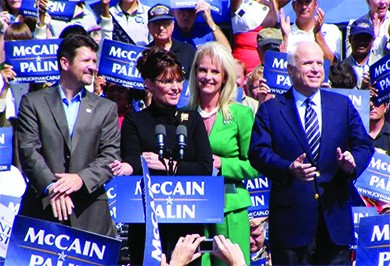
370;54;390;105
4;39;61;83
98;39;144;90
106;175;224;224
4;215;121;266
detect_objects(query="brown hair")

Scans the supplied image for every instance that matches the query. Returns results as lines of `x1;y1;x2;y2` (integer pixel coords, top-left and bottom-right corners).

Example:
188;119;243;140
4;22;32;41
136;47;184;81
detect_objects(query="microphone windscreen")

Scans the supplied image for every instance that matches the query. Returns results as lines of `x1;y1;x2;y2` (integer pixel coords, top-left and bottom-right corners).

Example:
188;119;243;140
155;124;166;136
176;125;187;137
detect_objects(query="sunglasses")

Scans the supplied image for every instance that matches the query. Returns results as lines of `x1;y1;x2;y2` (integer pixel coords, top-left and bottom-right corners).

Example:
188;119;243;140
294;0;313;4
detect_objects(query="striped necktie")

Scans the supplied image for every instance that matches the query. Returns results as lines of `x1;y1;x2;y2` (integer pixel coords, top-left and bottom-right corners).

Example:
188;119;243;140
305;98;321;165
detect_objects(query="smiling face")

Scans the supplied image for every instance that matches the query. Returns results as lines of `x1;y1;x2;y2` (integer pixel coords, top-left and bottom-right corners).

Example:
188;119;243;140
145;67;183;107
293;0;317;21
367;0;389;20
196;55;226;98
60;46;97;87
288;42;324;96
350;33;374;58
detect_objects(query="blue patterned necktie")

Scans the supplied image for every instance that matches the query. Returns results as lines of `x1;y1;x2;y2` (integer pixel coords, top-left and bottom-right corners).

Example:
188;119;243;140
305;98;321;165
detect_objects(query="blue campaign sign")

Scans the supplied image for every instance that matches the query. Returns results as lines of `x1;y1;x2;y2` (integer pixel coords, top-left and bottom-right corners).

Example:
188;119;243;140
243;176;271;218
351;207;378;250
356;215;390;266
370;54;390;105
263;51;330;95
98;39;145;90
4;39;61;83
141;156;163;264
0;195;21;215
0;128;12;172
323;88;370;132
355;152;390;204
20;0;76;22
106;175;224;223
170;0;223;15
177;80;190;109
4;215;121;266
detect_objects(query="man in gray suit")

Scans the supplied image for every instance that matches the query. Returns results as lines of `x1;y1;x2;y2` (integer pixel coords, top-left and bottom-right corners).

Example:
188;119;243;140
17;35;120;236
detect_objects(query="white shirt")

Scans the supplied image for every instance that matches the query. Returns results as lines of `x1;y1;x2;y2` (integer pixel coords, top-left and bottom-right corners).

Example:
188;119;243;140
100;2;152;47
287;23;342;61
293;87;322;134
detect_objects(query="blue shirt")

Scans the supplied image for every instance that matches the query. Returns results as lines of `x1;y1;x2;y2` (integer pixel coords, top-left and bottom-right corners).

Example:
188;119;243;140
58;86;83;137
172;25;215;48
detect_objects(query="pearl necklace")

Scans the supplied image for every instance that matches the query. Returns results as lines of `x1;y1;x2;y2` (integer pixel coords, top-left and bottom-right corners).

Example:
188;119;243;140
197;106;219;119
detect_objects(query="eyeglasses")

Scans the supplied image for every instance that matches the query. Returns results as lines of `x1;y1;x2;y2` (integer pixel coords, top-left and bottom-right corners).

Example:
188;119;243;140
154;78;184;86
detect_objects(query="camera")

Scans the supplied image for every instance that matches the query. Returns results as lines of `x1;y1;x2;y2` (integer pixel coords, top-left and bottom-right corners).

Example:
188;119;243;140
197;239;216;253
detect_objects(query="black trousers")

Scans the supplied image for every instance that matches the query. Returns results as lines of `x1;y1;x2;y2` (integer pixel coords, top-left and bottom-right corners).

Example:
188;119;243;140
271;212;352;265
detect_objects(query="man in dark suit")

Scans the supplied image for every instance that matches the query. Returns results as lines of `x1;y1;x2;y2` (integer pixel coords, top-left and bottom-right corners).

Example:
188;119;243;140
17;35;120;236
248;41;374;265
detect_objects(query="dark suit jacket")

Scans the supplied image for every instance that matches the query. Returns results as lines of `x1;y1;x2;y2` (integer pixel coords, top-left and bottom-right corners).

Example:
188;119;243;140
17;86;120;236
248;89;374;248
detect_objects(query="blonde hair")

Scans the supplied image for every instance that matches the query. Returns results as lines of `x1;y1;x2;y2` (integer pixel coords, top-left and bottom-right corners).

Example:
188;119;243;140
246;65;264;98
187;42;237;121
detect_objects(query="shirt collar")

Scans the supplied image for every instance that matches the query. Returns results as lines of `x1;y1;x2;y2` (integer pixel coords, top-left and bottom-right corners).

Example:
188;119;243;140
58;85;84;104
293;87;321;107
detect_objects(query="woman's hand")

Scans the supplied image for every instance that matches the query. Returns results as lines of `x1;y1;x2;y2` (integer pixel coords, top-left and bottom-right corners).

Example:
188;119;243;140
109;160;133;176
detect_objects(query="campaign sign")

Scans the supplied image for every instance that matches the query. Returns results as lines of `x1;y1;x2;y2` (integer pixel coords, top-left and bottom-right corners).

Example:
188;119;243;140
0;195;21;215
243;176;271;218
4;39;61;83
356;215;390;266
106;175;224;223
355;152;390;204
98;39;144;90
323;88;370;132
20;0;76;22
141;156;162;264
370;54;390;105
4;215;121;266
351;207;378;250
0;128;12;172
263;50;330;94
0;204;15;263
170;0;223;15
177;80;190;109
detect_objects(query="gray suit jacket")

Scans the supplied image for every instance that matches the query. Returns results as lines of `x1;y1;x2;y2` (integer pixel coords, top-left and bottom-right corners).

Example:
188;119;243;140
17;86;120;236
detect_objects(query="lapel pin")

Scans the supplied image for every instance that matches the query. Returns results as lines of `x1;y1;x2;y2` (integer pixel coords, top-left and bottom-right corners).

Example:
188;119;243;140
86;108;92;113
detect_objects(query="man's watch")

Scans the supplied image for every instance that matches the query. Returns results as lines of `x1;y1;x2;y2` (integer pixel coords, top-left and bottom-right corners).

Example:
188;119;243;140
210;24;218;32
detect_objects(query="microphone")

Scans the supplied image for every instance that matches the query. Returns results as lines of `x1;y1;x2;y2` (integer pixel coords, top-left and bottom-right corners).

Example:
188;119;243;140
176;125;187;160
155;124;166;160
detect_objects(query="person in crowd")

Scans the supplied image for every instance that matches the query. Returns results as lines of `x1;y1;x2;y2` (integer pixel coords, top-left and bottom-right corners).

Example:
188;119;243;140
248;41;375;265
231;0;290;74
369;99;390;151
235;59;259;115
346;0;390;62
328;61;358;89
256;27;285;63
100;0;152;46
109;47;213;264
146;4;196;80
104;83;132;128
280;0;341;64
343;18;377;90
249;217;269;265
186;41;259;265
160;234;247;266
17;35;120;236
171;0;230;51
246;65;273;107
